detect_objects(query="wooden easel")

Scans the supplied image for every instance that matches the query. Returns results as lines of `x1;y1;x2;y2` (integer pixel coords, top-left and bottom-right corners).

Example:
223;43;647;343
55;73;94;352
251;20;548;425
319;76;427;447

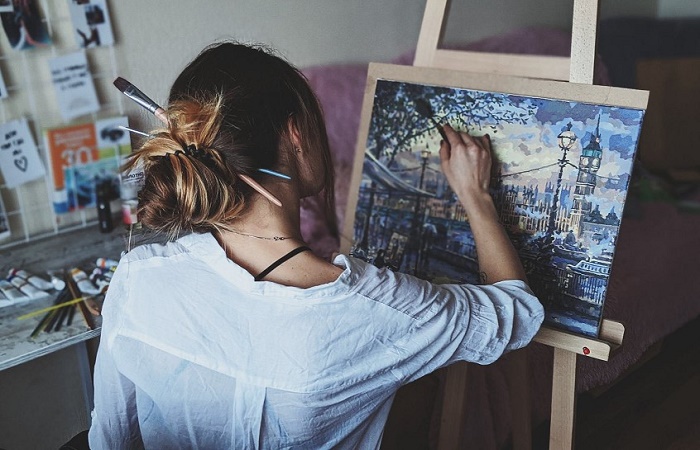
413;1;625;449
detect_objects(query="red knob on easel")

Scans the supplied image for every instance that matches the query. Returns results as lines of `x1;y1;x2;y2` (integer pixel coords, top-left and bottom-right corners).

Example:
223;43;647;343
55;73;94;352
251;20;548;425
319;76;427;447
582;347;590;355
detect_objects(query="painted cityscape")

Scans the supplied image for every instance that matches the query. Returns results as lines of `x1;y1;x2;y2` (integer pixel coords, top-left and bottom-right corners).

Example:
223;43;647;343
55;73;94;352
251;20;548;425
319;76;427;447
350;76;645;337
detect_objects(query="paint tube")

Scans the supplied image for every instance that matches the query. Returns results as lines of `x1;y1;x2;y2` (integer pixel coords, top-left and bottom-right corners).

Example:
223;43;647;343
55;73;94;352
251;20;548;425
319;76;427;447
46;270;66;291
70;268;101;295
95;258;119;270
9;276;47;299
0;280;27;301
8;268;54;290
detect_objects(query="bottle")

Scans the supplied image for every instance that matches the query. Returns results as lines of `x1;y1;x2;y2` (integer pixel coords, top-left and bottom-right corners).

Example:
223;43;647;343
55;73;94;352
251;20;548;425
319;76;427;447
96;180;114;233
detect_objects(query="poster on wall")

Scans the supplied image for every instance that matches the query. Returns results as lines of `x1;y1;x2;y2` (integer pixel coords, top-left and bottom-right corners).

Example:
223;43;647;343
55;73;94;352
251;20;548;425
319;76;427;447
67;0;114;48
44;116;131;214
0;0;52;51
344;63;649;338
0;118;46;188
49;50;100;122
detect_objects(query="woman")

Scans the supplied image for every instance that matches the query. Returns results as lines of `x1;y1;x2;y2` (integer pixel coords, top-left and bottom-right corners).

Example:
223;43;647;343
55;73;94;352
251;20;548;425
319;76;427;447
89;42;543;449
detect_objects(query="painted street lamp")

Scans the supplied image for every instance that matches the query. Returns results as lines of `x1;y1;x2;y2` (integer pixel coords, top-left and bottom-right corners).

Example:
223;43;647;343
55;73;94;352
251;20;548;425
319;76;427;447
545;122;577;247
411;147;432;274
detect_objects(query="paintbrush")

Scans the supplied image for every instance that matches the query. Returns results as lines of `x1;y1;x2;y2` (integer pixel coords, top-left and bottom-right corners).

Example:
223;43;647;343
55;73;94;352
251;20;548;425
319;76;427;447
66;275;94;330
17;295;95;321
415;98;449;142
29;287;69;337
113;77;168;124
113;77;285;207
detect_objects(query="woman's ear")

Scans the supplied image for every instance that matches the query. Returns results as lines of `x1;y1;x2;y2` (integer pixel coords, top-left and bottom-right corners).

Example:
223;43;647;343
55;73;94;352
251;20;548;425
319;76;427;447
287;116;302;151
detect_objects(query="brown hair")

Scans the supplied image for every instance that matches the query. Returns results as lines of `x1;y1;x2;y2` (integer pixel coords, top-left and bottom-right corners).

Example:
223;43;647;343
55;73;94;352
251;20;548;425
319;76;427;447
124;42;337;239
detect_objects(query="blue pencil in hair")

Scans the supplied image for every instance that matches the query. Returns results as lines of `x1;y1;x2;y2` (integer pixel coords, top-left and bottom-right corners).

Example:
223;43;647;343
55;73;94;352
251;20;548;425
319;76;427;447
257;168;291;180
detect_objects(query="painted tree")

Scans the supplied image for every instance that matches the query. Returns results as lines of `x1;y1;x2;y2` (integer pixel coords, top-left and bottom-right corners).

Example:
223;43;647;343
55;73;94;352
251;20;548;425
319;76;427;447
367;80;537;167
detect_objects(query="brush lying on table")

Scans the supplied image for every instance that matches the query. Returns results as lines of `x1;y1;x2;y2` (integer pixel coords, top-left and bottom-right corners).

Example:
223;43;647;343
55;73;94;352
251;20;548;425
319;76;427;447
27;273;98;338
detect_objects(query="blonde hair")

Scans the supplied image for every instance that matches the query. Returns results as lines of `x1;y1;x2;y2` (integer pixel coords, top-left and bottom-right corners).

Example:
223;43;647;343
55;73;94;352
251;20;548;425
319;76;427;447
123;96;248;239
125;42;338;241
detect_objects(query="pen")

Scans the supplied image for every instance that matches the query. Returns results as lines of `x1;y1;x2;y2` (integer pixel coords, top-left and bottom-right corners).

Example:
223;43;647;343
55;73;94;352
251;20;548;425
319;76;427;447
257;168;291;180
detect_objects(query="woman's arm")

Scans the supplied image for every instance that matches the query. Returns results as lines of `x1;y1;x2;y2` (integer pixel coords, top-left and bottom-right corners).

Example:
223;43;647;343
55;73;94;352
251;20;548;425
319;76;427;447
439;124;527;284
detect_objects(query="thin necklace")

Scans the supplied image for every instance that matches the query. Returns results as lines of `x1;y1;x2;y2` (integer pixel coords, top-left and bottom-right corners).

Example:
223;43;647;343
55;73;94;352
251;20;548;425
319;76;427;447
228;228;294;241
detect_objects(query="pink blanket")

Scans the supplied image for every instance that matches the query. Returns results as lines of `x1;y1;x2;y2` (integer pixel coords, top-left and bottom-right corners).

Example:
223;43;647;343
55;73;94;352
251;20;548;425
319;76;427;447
300;27;700;448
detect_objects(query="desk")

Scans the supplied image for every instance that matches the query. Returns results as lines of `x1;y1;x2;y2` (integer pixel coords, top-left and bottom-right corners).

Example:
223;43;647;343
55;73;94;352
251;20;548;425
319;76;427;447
0;225;124;449
0;295;102;372
0;296;101;448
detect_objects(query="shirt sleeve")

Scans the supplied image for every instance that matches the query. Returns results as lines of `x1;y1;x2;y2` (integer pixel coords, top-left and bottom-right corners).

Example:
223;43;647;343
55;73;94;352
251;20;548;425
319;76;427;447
88;262;145;450
367;268;545;384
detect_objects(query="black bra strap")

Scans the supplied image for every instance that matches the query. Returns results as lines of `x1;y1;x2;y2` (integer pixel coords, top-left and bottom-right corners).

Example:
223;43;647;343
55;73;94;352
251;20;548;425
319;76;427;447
254;246;311;281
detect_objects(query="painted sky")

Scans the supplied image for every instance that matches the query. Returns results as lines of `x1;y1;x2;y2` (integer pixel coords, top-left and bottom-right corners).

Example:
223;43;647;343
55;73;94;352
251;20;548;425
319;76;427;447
385;84;645;217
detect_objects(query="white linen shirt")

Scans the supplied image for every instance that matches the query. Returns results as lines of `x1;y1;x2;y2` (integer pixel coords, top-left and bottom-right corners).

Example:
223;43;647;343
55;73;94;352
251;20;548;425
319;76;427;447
89;232;543;449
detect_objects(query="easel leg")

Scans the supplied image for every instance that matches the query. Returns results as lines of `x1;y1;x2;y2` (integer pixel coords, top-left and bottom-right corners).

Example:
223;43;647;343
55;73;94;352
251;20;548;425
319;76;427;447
437;361;469;450
549;348;577;449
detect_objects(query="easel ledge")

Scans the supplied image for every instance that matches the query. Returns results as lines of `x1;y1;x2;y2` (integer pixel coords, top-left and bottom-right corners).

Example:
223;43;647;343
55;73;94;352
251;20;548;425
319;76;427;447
535;319;625;362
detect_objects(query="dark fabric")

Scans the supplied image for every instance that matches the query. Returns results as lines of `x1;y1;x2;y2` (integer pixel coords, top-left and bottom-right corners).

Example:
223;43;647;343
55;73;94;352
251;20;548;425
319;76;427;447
59;430;90;450
598;17;700;87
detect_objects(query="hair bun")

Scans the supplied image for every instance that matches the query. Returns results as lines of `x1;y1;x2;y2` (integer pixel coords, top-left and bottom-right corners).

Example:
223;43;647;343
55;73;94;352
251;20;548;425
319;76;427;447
124;97;246;238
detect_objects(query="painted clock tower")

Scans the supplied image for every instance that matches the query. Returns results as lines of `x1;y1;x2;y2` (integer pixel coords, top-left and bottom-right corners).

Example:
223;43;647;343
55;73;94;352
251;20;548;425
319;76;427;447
571;115;603;235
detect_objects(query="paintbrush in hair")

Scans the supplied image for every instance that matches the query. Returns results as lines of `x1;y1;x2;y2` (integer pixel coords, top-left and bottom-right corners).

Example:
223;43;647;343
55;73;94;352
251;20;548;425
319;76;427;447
113;77;168;124
113;77;285;207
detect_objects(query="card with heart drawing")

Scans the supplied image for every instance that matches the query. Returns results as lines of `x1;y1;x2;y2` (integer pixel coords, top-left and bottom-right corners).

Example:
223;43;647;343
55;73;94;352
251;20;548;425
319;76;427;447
0;118;46;188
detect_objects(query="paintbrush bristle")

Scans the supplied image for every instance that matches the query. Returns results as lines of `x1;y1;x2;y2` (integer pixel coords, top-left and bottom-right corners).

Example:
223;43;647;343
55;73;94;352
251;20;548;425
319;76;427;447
415;98;433;117
113;77;130;92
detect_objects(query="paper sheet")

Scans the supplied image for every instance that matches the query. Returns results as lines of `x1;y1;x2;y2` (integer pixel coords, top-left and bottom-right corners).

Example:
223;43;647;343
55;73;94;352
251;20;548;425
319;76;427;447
67;0;115;48
44;116;130;214
49;50;100;122
0;118;46;188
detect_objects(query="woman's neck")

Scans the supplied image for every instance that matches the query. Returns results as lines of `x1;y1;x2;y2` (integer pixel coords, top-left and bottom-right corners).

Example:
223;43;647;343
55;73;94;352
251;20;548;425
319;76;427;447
227;185;303;241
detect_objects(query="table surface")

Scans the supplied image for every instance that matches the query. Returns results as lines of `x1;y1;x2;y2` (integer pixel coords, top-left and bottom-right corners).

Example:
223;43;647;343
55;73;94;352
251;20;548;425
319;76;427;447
0;225;126;371
0;294;102;371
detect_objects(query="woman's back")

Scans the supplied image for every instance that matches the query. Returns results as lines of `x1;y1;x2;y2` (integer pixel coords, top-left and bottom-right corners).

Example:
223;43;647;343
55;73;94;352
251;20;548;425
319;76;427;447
89;233;542;449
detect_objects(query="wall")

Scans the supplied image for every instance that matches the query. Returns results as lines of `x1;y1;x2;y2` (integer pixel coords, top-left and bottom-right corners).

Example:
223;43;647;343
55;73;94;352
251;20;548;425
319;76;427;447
109;0;427;115
112;0;700;122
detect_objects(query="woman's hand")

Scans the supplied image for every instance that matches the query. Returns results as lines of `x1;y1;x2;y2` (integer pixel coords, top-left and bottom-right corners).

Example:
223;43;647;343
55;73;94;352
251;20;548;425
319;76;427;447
438;123;527;283
439;124;492;211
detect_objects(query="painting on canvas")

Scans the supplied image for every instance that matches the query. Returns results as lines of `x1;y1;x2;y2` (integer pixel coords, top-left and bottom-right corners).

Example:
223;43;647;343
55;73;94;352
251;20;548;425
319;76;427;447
343;64;648;337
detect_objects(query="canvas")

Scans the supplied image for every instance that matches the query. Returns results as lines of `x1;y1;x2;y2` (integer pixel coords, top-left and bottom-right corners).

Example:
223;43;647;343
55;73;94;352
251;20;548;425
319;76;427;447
343;63;648;337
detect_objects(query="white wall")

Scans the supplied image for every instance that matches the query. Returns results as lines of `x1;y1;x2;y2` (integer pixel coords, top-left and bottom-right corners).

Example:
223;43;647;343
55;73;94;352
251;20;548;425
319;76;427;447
110;0;426;108
110;0;700;109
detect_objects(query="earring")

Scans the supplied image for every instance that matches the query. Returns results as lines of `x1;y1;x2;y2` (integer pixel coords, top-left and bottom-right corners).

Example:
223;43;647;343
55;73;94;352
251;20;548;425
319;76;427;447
295;147;301;153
